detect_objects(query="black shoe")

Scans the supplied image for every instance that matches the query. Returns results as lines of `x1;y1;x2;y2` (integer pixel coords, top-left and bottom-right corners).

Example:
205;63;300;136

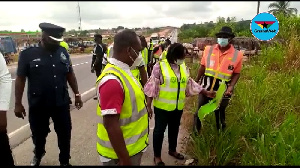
30;154;45;166
93;96;97;100
60;163;72;166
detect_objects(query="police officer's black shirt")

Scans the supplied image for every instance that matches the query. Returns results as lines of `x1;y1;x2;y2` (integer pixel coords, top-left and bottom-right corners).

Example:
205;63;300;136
17;46;73;108
92;43;107;68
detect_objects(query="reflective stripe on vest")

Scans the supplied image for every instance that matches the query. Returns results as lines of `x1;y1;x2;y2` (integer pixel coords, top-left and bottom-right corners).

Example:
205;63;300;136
107;46;113;58
96;64;148;159
142;47;148;71
153;59;188;111
204;45;239;81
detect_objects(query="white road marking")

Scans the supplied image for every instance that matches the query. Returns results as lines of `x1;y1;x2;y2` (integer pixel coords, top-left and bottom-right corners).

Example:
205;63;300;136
8;123;29;138
8;86;95;139
12;61;90;80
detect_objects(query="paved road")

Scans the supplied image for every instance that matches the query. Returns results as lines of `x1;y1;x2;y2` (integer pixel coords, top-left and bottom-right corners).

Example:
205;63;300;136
7;54;97;145
12;98;188;166
169;29;178;43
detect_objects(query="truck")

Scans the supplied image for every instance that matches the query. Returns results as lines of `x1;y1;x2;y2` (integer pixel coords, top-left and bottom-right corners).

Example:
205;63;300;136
150;33;160;45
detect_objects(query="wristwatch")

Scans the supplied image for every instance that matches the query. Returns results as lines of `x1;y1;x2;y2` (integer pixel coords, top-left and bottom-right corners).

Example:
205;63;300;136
75;93;81;97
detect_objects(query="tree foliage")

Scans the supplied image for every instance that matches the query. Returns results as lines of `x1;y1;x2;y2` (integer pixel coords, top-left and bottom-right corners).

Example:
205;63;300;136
268;1;298;17
178;16;252;43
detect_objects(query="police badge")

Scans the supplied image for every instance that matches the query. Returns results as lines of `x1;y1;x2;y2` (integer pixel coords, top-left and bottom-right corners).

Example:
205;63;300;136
60;52;67;60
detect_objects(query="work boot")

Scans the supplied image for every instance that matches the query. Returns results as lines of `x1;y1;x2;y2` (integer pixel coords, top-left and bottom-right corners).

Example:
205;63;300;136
30;153;45;166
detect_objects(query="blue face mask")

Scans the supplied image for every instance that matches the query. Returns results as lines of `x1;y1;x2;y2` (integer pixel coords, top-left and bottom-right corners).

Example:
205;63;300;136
217;38;229;47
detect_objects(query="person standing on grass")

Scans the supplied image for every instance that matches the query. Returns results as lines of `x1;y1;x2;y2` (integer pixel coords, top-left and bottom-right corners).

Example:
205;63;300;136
144;43;216;166
194;26;243;132
96;29;150;166
0;52;14;166
14;22;83;166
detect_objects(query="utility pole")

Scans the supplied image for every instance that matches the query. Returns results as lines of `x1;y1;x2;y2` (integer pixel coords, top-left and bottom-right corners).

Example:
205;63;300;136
77;2;82;35
257;1;260;14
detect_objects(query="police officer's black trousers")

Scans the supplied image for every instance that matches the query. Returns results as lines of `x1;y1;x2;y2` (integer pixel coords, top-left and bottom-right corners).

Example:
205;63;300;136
28;105;71;164
0;132;15;166
194;94;230;131
153;107;183;157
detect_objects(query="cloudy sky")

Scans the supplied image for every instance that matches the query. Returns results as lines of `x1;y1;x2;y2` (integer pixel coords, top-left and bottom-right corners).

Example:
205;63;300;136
0;1;299;32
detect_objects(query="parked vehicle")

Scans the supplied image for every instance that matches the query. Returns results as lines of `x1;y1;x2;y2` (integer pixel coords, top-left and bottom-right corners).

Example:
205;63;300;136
0;36;17;65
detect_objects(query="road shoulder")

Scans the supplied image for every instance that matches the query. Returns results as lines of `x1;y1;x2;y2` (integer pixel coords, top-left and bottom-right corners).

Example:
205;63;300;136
11;98;190;166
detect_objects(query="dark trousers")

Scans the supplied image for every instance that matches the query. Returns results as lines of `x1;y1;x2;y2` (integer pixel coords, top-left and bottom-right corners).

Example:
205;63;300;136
28;105;72;164
153;107;183;157
194;94;230;131
95;64;103;77
0;132;14;166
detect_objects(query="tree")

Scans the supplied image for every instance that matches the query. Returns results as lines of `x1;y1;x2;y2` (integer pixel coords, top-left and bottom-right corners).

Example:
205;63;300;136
116;26;124;30
268;1;298;17
79;30;88;36
217;16;226;23
226;17;231;23
21;29;25;32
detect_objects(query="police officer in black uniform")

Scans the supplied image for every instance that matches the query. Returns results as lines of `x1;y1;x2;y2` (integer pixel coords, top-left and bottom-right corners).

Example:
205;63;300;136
91;34;107;100
14;22;83;166
91;34;107;77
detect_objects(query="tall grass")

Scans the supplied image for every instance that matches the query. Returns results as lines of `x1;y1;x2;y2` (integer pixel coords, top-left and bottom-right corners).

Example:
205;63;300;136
186;16;300;165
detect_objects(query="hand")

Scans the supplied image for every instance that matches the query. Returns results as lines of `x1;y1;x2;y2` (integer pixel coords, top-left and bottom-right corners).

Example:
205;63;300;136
224;85;234;96
147;105;153;119
14;104;26;119
75;96;83;110
203;90;216;98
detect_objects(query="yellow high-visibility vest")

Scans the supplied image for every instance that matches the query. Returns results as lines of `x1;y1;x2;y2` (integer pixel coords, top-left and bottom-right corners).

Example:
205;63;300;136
161;50;167;60
131;68;140;81
149;42;153;51
141;47;148;71
96;63;149;159
153;59;189;111
60;41;69;51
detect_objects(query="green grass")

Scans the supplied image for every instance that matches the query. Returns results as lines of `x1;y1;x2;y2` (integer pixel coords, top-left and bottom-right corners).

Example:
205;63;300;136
186;23;300;165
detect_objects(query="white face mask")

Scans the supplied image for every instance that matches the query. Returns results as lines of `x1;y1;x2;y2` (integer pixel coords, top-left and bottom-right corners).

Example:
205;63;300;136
175;59;184;65
129;47;143;69
217;38;229;47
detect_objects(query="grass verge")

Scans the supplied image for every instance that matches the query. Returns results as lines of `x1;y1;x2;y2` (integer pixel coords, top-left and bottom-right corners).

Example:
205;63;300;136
183;30;300;165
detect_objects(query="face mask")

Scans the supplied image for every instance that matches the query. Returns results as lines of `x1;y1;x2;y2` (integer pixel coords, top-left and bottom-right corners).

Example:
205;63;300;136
175;59;184;65
217;38;229;47
129;47;143;68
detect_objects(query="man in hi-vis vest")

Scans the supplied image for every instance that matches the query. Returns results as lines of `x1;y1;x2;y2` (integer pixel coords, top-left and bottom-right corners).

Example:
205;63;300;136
96;30;150;165
194;26;243;132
